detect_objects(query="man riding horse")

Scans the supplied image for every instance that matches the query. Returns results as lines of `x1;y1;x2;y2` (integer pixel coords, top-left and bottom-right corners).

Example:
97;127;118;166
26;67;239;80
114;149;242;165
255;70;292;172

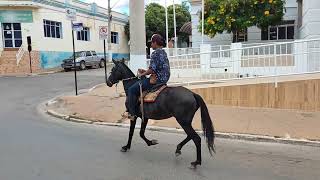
106;34;215;169
127;34;170;120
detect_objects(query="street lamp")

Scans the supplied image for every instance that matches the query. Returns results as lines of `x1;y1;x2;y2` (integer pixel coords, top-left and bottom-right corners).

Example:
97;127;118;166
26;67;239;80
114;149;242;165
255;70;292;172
202;0;204;44
173;0;177;49
165;0;169;48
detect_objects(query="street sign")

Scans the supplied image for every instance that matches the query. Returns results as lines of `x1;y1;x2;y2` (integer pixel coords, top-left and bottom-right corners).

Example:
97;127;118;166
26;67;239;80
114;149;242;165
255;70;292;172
66;8;76;21
72;23;83;31
99;26;108;40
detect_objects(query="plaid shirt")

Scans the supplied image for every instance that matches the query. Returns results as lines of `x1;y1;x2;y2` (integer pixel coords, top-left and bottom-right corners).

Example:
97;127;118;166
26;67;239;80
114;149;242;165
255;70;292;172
149;48;170;83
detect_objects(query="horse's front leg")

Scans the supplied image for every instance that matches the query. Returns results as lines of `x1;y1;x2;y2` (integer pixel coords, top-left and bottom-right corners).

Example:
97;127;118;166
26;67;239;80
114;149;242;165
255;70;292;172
140;119;158;146
121;118;137;152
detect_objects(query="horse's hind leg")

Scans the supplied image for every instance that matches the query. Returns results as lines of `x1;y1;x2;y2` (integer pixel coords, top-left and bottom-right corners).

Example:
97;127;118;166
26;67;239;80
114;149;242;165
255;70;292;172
175;136;191;156
140;119;158;146
121;118;137;152
180;124;202;169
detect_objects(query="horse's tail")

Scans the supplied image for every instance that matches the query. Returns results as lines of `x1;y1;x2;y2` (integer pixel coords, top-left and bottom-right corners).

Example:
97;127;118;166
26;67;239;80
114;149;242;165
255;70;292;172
193;93;216;155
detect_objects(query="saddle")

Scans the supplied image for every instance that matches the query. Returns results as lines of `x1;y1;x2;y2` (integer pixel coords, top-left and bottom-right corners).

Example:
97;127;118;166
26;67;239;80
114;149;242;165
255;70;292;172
140;84;167;103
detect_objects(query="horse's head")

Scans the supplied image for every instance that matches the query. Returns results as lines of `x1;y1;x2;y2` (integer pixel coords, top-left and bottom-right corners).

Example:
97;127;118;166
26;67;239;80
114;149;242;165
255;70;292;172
106;59;134;87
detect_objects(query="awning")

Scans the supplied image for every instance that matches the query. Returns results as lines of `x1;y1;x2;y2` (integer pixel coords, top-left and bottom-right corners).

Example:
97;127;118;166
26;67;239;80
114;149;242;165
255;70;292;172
179;21;192;35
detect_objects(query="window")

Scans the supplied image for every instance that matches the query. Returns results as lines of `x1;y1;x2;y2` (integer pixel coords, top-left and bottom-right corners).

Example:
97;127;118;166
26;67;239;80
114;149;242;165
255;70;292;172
261;21;295;40
77;27;90;41
43;20;62;38
86;51;91;56
233;29;248;42
111;32;119;44
3;23;22;48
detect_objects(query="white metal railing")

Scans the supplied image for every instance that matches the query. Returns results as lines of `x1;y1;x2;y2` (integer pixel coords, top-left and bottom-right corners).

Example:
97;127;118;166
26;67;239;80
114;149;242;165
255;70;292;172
163;47;200;57
16;45;25;66
167;38;320;84
160;45;231;57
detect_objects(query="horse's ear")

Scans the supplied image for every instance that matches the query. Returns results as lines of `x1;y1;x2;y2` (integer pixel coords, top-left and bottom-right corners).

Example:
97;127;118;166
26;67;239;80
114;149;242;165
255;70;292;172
120;58;125;64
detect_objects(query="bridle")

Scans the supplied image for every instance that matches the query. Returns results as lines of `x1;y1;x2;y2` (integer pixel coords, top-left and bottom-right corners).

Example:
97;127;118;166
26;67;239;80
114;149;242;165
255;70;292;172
122;76;138;82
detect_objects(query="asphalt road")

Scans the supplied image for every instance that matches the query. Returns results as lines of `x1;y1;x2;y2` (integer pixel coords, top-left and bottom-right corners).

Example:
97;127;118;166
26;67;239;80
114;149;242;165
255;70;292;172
0;69;319;180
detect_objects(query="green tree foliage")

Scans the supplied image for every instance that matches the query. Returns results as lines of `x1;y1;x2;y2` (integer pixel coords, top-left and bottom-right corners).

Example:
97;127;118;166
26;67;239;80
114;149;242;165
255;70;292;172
199;0;285;42
125;3;191;45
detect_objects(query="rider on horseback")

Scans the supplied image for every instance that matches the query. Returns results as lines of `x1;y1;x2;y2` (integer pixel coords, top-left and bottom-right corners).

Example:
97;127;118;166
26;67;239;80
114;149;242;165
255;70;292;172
127;34;170;120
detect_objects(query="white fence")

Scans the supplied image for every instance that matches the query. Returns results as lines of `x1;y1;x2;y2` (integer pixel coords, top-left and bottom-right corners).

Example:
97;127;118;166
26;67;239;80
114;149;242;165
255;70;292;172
166;39;320;83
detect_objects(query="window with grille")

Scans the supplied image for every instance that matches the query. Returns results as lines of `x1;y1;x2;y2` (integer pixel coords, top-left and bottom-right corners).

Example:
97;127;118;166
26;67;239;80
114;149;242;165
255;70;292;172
111;32;119;44
43;20;62;38
77;27;90;41
233;29;248;42
261;21;295;40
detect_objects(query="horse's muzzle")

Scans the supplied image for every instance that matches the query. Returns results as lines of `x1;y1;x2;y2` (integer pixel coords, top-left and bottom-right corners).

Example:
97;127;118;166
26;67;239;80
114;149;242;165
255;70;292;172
106;80;113;87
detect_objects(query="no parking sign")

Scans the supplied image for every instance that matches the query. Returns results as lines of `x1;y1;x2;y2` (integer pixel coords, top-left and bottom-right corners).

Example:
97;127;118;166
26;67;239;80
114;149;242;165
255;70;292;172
99;26;108;40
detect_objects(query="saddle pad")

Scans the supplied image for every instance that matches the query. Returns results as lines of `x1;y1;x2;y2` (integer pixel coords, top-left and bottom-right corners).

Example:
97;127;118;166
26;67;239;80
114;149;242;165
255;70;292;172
143;85;167;103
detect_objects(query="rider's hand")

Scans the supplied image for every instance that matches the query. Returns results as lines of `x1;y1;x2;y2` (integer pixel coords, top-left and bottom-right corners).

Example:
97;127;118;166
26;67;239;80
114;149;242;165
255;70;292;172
137;72;143;78
138;69;146;74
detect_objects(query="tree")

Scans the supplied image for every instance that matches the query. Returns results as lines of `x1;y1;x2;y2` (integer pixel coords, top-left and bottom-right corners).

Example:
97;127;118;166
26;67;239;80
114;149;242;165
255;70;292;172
199;0;285;42
145;3;191;46
145;3;167;42
124;3;191;46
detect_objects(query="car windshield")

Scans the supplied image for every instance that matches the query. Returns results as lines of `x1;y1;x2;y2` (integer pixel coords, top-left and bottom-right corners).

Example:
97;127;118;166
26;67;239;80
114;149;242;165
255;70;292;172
69;52;83;58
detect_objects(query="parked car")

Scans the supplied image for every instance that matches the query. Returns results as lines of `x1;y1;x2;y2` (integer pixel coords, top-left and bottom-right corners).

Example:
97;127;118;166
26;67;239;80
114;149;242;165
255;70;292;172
61;51;106;71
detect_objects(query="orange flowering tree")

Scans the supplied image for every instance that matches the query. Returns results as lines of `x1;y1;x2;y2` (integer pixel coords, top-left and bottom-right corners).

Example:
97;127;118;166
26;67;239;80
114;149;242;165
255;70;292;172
199;0;285;42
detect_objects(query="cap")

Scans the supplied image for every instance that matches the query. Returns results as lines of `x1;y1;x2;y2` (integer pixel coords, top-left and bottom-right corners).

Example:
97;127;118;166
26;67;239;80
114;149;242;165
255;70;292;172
150;34;164;46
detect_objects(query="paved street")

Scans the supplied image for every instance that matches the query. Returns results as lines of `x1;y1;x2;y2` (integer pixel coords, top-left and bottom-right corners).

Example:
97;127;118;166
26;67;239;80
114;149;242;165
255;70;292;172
0;69;320;180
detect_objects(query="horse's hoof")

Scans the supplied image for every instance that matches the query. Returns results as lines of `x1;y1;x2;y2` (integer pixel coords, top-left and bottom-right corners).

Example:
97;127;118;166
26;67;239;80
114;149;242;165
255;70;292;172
189;161;201;169
121;146;129;152
148;139;158;146
175;150;181;157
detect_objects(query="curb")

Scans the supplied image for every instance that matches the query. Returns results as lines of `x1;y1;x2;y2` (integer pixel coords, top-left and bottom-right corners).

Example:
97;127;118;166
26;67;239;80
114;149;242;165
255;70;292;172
45;106;320;147
0;70;63;78
88;83;106;93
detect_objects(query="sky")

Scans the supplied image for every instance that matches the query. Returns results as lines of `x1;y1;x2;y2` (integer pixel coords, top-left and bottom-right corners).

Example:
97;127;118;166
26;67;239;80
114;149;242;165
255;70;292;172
81;0;184;15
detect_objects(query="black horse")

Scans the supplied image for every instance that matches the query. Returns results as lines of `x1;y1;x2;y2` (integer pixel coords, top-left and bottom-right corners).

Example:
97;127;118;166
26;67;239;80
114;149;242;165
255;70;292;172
106;60;215;168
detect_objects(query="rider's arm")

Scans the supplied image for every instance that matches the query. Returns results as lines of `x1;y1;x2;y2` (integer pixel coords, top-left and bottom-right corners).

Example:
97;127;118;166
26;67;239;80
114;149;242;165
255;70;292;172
140;68;154;76
138;69;146;73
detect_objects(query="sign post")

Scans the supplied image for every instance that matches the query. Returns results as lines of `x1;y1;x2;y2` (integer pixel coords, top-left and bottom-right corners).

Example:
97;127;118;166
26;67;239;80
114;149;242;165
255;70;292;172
99;26;108;83
27;36;32;73
66;8;79;96
108;0;112;73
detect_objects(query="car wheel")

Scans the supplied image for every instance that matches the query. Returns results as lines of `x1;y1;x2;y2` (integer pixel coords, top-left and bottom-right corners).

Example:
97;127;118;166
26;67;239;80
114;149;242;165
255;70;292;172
80;61;86;70
99;59;106;68
64;68;71;72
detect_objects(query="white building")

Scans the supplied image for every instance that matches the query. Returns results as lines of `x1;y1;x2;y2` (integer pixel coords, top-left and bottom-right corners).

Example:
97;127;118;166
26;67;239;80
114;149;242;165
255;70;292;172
190;0;320;47
0;0;129;73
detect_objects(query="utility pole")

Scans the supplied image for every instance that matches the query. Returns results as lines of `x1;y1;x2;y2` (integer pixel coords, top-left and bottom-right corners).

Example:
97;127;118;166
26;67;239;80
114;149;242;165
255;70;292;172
108;0;112;64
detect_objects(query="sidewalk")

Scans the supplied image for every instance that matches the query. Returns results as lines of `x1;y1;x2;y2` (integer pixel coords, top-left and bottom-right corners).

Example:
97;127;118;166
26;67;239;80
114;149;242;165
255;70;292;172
46;83;320;142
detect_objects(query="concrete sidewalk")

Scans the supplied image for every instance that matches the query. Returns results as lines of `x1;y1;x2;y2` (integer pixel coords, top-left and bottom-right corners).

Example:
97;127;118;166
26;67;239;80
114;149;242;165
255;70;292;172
46;83;320;142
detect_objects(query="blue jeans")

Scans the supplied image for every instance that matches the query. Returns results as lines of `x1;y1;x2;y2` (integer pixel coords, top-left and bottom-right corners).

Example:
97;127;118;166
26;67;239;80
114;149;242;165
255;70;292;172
128;78;153;116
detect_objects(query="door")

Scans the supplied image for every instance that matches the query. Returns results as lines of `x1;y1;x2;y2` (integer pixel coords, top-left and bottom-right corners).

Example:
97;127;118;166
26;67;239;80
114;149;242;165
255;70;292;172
91;51;99;65
2;23;22;48
85;51;93;65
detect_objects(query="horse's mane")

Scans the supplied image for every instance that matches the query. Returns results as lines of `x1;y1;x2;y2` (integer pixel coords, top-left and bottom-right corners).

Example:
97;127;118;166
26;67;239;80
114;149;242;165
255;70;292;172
119;62;136;78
